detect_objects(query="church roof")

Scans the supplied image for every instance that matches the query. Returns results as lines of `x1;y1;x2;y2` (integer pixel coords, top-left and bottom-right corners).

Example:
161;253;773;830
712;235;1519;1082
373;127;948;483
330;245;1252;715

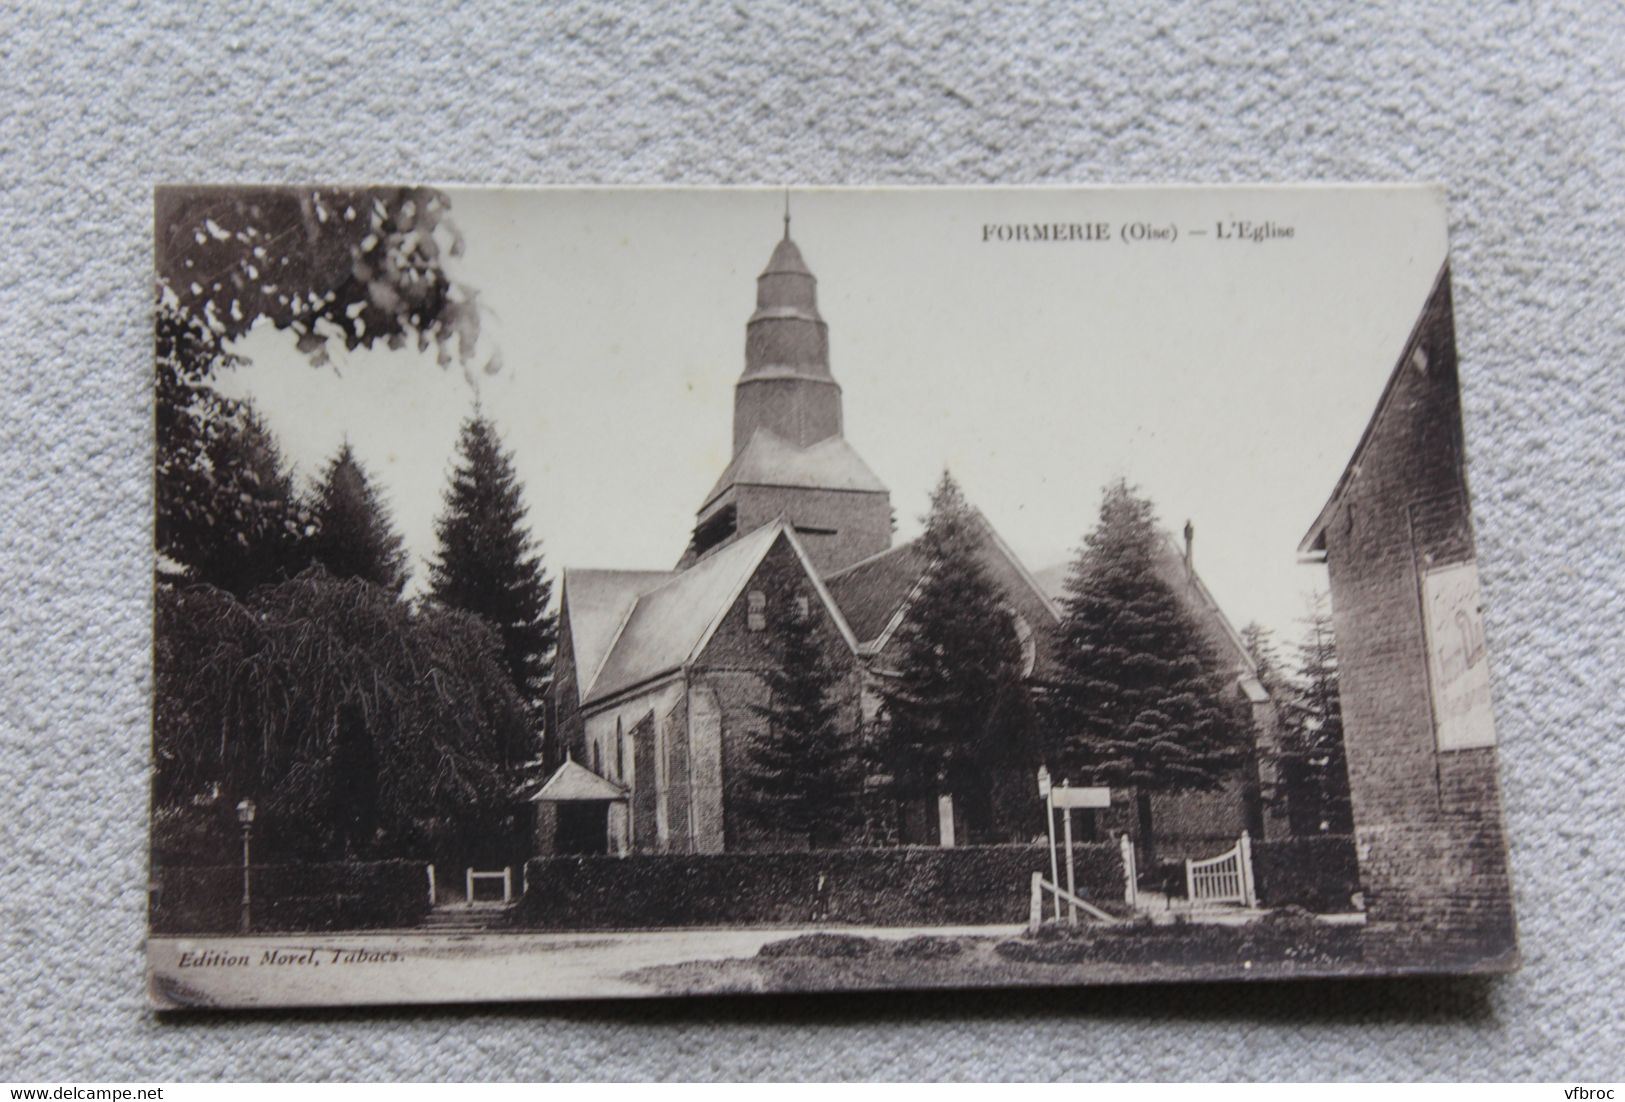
1145;532;1259;678
560;568;676;699
823;542;928;645
1032;562;1068;605
763;234;812;277
1300;262;1452;556
701;428;888;509
583;522;785;704
580;519;861;707
531;758;627;803
824;507;1059;649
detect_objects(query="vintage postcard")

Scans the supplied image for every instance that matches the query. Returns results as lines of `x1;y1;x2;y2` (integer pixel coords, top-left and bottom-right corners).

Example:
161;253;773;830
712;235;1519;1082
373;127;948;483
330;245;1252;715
148;185;1517;1009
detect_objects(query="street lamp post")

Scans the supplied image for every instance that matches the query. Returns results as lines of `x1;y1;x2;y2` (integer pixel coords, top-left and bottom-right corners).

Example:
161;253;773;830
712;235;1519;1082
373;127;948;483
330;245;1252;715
236;798;255;934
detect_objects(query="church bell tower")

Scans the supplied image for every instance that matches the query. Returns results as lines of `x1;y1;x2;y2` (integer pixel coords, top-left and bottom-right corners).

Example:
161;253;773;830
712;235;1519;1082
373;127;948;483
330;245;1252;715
681;208;893;575
732;212;843;454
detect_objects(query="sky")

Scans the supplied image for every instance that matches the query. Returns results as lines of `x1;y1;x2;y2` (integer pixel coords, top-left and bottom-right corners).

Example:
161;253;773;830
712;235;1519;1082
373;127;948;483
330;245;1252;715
214;185;1449;648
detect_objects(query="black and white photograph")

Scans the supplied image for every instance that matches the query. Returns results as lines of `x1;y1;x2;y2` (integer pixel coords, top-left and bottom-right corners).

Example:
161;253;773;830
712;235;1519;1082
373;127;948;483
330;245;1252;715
146;184;1518;1009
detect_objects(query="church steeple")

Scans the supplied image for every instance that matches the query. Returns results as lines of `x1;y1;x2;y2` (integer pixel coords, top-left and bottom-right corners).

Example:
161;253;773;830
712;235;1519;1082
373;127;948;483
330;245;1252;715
734;211;841;453
683;211;892;576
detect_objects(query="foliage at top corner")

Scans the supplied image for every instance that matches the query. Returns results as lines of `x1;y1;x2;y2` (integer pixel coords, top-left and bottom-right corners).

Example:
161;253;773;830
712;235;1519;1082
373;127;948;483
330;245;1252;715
154;185;479;375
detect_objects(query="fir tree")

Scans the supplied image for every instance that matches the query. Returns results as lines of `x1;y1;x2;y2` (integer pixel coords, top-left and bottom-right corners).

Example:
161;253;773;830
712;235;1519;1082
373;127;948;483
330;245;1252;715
155;303;311;594
307;443;409;593
739;588;862;848
1280;593;1354;835
428;414;557;726
1240;622;1288;702
1046;479;1249;861
879;472;1029;841
1240;620;1294;822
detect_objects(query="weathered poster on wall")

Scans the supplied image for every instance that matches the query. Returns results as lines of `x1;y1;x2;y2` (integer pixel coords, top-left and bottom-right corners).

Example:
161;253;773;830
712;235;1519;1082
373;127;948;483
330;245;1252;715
1423;560;1498;751
148;184;1517;1010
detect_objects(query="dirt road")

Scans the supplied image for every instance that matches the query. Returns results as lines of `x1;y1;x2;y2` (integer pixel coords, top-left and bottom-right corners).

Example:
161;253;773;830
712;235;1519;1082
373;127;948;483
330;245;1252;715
147;923;1023;1009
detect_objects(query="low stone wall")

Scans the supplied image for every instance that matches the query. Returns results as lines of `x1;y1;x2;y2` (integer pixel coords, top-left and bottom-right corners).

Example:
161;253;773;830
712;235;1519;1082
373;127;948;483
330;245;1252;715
515;843;1126;930
151;860;431;934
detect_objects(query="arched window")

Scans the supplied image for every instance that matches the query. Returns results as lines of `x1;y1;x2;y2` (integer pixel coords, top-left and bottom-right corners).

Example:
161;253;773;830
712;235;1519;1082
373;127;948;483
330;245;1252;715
1009;608;1037;678
747;590;767;631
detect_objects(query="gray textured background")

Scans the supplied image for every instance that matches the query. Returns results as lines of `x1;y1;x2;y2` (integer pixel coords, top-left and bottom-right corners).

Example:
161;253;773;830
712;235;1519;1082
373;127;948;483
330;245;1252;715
3;0;1622;1081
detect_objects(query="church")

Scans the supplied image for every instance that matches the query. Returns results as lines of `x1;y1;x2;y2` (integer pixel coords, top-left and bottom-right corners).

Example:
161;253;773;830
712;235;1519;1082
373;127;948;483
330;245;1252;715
535;215;1277;859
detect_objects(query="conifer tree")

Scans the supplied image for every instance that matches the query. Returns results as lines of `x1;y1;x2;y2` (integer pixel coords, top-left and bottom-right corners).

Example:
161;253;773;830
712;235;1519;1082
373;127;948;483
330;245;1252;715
739;588;862;848
307;443;409;593
1046;480;1248;861
428;414;557;726
155;304;312;594
879;472;1029;841
1280;593;1354;835
1240;623;1287;702
1241;620;1294;822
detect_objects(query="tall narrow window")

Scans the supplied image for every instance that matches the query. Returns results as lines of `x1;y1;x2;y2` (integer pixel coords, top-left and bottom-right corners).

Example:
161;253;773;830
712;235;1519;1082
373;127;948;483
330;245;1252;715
1011;611;1037;678
747;589;767;631
794;594;811;620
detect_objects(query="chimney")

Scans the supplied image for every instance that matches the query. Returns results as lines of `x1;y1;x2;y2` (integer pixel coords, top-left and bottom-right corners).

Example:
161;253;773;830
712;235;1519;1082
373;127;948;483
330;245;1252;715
1183;520;1194;574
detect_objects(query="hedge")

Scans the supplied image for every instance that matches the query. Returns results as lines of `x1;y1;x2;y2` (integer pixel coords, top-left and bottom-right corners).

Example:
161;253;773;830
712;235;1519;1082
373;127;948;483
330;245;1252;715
151;860;431;934
1251;835;1361;913
515;843;1125;930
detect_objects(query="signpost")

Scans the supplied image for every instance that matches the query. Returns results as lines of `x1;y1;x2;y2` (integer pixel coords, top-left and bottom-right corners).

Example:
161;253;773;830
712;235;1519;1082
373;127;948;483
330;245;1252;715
1036;768;1109;927
1036;767;1059;923
1050;786;1112;810
1061;784;1076;923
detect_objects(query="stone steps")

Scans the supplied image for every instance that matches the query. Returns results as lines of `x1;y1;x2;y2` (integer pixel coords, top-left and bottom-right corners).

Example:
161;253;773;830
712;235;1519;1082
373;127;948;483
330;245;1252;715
420;904;515;932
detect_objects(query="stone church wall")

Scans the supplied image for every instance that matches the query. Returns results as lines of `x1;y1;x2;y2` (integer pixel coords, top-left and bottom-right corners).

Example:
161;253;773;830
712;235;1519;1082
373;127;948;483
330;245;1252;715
693;534;864;851
579;678;684;854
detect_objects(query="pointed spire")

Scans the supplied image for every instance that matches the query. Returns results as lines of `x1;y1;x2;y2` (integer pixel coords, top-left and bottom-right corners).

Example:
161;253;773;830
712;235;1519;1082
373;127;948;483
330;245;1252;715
747;211;824;379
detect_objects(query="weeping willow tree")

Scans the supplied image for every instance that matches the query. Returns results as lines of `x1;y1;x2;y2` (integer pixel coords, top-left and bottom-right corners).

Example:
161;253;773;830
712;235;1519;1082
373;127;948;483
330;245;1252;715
154;570;532;861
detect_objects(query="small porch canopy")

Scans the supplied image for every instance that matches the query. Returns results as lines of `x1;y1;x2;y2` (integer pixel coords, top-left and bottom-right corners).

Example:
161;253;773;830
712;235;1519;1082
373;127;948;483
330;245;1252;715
531;759;628;856
531;759;628;804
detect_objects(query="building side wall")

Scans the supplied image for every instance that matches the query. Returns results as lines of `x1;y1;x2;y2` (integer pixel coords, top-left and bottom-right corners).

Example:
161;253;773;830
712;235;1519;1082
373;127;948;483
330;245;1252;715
692;535;863;851
733;374;842;452
1318;272;1515;961
660;691;692;853
687;684;726;853
734;484;893;575
579;679;685;855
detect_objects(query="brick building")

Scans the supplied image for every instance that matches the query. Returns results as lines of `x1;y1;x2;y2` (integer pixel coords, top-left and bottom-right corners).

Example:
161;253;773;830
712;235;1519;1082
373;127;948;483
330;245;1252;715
1299;265;1517;966
540;217;1276;861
